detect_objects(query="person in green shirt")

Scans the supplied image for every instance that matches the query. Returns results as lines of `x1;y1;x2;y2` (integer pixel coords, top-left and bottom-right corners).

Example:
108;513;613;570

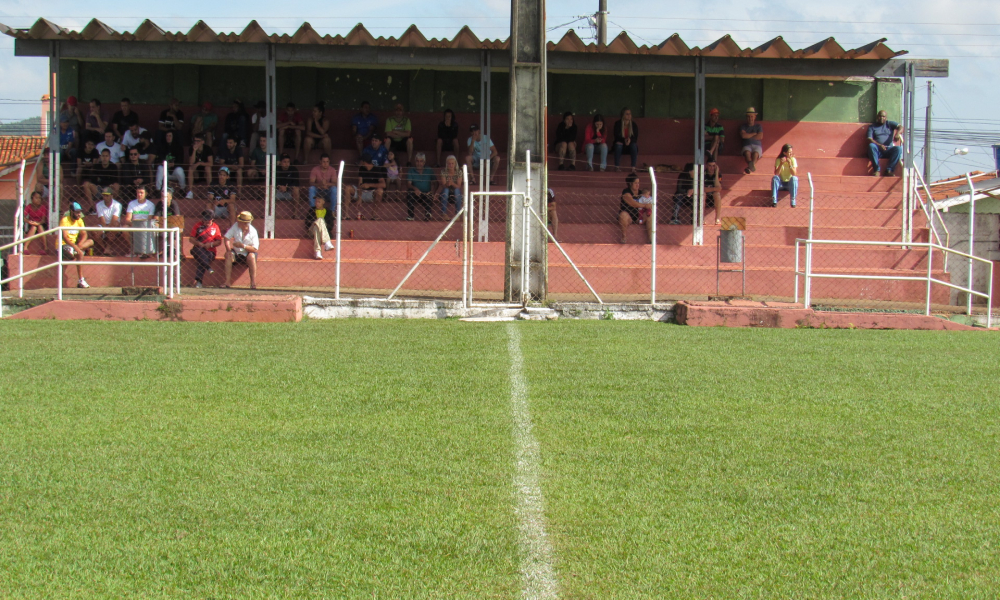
704;108;725;160
406;153;437;221
384;103;414;166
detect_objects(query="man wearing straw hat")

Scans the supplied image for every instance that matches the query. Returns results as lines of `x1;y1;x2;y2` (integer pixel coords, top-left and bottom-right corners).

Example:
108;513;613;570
740;107;763;175
222;211;259;289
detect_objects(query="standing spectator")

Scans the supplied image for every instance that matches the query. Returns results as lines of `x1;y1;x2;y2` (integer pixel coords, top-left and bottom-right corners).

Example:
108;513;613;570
584;114;608;172
154;130;186;192
189;210;223;288
95;130;125;164
110;98;140;140
465;125;499;185
59;96;84;138
249;101;271;152
93;187;123;256
189;133;214;187
305;196;336;260
207;167;238;220
223;211;259;289
704;108;725;160
215;136;245;187
24;191;49;254
275;154;301;216
308;154;339;208
304;101;333;158
554;111;578;170
121;146;152;197
76;139;100;186
89;149;120;209
867;110;904;177
222;100;250;148
439;155;463;218
245;135;268;183
436;108;460;168
740;107;763;174
277;102;304;163
351;100;379;158
613;107;639;173
121;122;148;151
157;98;185;145
84;98;107;145
771;144;798;207
58;117;78;162
406;152;436;221
383;103;414;166
618;172;653;244
547;188;558;240
191;102;218;148
60;202;93;288
125;187;157;259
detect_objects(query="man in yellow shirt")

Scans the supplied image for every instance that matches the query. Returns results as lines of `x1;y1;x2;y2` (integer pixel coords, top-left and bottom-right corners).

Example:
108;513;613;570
60;201;94;288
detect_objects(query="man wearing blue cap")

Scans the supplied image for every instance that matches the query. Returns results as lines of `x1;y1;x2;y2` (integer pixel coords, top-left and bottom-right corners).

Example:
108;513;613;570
60;202;93;288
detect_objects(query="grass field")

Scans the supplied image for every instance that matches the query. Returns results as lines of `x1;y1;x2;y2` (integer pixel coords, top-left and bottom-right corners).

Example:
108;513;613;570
1;320;999;598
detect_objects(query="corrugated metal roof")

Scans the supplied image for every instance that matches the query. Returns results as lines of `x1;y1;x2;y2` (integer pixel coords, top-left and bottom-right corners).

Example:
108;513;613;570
0;19;906;59
925;170;1000;210
0;136;47;168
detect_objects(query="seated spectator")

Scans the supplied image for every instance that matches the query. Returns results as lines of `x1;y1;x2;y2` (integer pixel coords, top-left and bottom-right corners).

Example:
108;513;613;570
60;202;93;288
84;98;107;145
215;136;245;187
352;153;387;221
618;172;653;244
76;138;100;186
305;196;336;260
406;152;436;221
24;191;49;254
121;121;148;151
613;107;639;173
465;125;499;185
705;108;724;160
277;102;304;162
189;133;214;186
439;155;463;218
223;211;259;289
59;96;84;139
351;100;379;158
670;160;723;224
157;98;185;145
191;101;218;148
867;110;904;177
740;107;762;174
246;135;268;183
275;154;301;216
385;151;402;194
89;149;120;209
249;101;271;151
383;103;414;166
547;188;558;240
222;100;250;148
436;108;460;168
154;130;186;192
110;98;140;140
361;134;388;168
305;101;333;158
95;130;125;164
554;111;578;170
189;210;223;288
125;187;157;259
121;146;152;198
58;117;78;162
584;114;608;172
207;167;238;220
771;144;798;207
93;187;124;256
308;154;339;209
705;155;723;212
154;188;182;220
135;131;155;163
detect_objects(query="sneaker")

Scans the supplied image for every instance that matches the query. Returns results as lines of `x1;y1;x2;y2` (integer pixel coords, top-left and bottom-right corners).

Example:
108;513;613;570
568;164;576;171
871;170;880;177
585;164;593;171
208;268;215;274
195;281;203;288
77;278;90;289
790;201;797;208
669;218;681;225
315;251;323;260
406;216;415;221
557;164;565;171
323;241;334;251
772;201;778;207
186;190;194;199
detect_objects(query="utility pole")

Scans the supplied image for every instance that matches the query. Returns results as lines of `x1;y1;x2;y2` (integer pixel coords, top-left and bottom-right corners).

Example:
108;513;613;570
597;0;608;46
924;82;932;182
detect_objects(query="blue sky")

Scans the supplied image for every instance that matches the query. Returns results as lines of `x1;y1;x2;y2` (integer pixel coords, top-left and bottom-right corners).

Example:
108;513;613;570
1;0;998;178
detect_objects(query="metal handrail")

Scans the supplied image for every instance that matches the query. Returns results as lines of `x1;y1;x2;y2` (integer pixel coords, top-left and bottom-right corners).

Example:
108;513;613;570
912;167;950;258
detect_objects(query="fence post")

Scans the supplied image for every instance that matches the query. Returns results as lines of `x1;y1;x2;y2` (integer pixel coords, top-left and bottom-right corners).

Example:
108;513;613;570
335;160;345;300
648;166;657;304
804;241;812;309
462;165;469;308
17;160;26;298
523;150;532;306
925;240;933;316
966;173;976;316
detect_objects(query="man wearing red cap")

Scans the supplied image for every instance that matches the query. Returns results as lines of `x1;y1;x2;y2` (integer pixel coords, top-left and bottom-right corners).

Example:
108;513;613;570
191;102;218;148
704;108;725;161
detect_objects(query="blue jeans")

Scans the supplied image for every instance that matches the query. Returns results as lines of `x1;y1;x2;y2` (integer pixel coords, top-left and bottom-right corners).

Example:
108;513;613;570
585;143;608;170
308;186;337;208
440;186;463;214
613;141;638;167
868;143;903;173
771;176;798;205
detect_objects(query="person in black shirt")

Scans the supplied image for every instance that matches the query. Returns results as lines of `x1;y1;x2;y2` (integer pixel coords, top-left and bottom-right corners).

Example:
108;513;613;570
189;134;214;186
135;131;156;163
275;154;301;216
222;100;249;149
76;139;100;185
86;149;120;209
120;147;151;198
158;98;185;142
154;130;187;193
352;163;386;221
110;98;140;140
618;172;653;244
206;167;238;220
435;108;460;168
554;111;578;170
670;158;723;225
215;136;245;187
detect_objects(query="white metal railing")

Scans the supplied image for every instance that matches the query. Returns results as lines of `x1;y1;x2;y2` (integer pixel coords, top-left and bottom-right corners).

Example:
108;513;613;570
794;238;993;328
649;165;658;305
912;167;950;268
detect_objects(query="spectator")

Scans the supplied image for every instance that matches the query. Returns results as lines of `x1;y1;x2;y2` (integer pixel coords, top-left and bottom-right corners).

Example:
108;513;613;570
207;167;238;220
867;110;904;177
308;154;339;208
189;210;223;288
95;130;125;164
125;187;157;259
76;138;100;185
275;154;301;215
439;155;463;218
246;135;268;183
304;101;333;158
613;107;639;173
191;101;218;148
84;98;107;145
222;100;250;148
110;98;140;140
618;172;653;244
58;117;78;162
305;196;336;260
223;211;259;289
154;188;182;219
134;131;155;163
157;98;185;144
89;149;120;209
351;100;379;158
670;161;723;225
740;107;763;174
24;191;49;254
189;133;214;187
465;124;499;185
584;114;608;172
771;144;798;208
704;155;723;213
154;130;186;192
352;154;387;221
547;188;558;240
59;96;84;137
436;108;460;168
705;108;724;160
406;152;436;221
361;134;388;167
383;103;414;166
554;111;578;170
249;101;271;152
121;146;152;197
93;187;123;256
277;102;304;163
385;151;402;194
60;202;93;288
215;136;245;187
121;121;148;151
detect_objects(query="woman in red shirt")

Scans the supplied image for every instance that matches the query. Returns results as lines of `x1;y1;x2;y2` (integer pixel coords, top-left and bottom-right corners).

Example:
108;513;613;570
23;191;49;254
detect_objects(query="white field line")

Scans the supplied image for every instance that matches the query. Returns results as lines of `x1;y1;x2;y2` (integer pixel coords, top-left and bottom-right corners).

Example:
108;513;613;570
506;323;559;600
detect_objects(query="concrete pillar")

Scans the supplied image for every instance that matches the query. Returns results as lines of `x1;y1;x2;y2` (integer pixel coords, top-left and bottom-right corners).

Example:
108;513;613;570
506;0;548;303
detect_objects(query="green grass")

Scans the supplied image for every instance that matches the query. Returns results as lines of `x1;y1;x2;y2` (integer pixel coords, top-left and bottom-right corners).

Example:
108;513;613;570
1;320;999;598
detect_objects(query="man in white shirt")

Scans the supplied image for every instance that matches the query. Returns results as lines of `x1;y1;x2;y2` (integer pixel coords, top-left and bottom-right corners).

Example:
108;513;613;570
125;186;157;258
93;187;123;255
95;130;126;164
223;210;259;289
121;122;147;150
